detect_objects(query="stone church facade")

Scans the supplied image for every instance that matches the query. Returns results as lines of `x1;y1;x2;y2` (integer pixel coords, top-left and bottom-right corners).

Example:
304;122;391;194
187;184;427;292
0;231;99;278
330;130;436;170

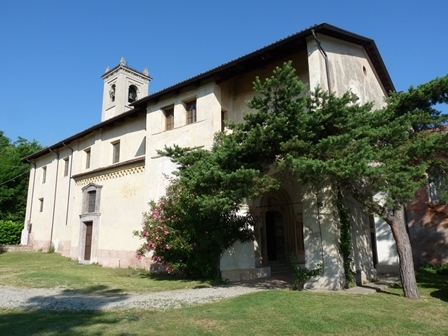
21;23;399;290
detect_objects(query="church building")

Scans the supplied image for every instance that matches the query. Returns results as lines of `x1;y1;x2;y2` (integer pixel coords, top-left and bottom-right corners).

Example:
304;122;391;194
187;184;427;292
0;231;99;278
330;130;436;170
21;23;399;290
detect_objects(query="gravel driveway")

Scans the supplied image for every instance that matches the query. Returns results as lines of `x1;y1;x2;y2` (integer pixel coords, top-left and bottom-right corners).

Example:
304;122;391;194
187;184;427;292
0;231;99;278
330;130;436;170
0;278;290;311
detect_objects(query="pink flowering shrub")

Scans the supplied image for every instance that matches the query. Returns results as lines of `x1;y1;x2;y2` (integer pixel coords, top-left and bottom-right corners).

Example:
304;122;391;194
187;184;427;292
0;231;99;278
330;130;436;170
134;181;254;279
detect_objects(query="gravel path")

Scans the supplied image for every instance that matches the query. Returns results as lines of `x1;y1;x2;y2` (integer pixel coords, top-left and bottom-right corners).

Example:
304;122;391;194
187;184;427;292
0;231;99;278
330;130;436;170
0;276;390;311
0;284;270;311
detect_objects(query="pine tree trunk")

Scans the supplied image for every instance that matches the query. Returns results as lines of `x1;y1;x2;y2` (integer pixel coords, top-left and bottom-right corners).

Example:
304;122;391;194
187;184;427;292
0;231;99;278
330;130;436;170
386;210;420;299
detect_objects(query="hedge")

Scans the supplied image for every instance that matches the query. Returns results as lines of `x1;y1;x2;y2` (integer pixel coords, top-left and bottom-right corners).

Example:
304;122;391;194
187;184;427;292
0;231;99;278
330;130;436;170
0;220;23;245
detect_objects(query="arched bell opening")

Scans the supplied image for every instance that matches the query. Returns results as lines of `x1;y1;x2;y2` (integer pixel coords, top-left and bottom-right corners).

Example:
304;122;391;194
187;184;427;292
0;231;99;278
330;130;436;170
128;85;137;103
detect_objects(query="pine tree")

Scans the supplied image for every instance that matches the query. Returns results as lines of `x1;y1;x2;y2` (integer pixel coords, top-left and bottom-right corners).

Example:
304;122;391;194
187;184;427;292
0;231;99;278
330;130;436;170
158;62;448;297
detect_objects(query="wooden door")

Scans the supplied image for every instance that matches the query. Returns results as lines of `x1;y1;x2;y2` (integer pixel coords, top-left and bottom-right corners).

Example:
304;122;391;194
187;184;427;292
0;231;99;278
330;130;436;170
84;222;93;260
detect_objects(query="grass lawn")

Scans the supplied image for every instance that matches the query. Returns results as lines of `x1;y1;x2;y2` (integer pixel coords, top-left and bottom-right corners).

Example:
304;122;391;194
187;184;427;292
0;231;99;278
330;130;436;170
1;252;448;335
0;251;212;293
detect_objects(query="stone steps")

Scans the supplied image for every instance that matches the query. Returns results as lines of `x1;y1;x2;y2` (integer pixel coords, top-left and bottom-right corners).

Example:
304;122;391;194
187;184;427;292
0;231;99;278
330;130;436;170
269;260;291;275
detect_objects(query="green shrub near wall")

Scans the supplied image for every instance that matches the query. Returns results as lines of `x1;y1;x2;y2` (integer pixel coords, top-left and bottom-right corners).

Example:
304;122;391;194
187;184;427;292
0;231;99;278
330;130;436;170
0;220;23;245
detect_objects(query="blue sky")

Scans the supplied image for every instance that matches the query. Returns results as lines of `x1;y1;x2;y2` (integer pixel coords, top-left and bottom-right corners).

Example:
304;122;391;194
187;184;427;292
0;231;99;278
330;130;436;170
1;1;447;146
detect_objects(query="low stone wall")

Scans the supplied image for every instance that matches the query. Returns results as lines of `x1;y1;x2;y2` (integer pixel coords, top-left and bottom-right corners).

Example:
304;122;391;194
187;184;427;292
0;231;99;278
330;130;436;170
221;266;271;281
0;245;33;252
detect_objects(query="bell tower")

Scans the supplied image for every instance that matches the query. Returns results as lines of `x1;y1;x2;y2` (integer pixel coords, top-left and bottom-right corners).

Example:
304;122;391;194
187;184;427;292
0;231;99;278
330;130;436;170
101;57;151;121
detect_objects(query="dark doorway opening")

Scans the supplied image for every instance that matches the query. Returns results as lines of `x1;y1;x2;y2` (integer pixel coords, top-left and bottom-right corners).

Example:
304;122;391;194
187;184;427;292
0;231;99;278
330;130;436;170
266;210;285;262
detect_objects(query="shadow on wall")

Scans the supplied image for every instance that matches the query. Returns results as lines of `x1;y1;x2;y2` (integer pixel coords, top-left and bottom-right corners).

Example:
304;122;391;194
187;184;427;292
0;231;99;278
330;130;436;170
407;189;448;267
375;218;399;266
346;196;376;281
303;216;344;290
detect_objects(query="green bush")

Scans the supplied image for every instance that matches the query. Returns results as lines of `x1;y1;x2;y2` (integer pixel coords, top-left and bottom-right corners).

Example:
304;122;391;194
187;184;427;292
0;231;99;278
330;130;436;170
419;263;448;276
135;181;254;280
0;220;23;245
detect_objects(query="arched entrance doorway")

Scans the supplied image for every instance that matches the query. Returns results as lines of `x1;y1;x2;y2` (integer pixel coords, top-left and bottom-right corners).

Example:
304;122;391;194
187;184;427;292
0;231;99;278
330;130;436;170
255;189;305;268
266;210;285;262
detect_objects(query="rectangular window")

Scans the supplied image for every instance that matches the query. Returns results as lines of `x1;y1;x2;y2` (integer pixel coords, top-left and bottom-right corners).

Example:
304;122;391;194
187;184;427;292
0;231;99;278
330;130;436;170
112;141;120;164
42;166;47;184
164;106;174;130
63;158;69;177
39;198;44;212
221;110;228;131
87;191;96;213
85;148;91;169
185;100;197;124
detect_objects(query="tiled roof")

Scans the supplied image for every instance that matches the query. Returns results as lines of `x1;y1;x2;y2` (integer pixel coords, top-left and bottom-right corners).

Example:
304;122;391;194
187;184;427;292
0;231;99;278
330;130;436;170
23;23;394;162
132;22;394;107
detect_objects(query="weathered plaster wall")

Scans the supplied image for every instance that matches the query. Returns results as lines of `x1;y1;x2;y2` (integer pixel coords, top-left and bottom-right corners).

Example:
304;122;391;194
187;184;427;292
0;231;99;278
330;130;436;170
24;113;148;270
220;242;256;271
372;192;399;273
219;51;309;124
347;197;376;283
303;185;344;290
145;82;221;203
307;34;387;109
24;153;59;250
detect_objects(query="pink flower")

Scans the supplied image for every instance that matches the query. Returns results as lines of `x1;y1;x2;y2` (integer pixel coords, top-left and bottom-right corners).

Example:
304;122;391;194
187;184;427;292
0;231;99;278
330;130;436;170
151;255;161;263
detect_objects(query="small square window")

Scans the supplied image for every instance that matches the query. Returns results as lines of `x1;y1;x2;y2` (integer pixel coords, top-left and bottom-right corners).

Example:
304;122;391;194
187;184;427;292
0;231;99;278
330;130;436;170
185;100;197;124
164;106;174;130
39;198;44;212
85;148;91;169
112;141;120;164
63;158;69;177
42;166;47;184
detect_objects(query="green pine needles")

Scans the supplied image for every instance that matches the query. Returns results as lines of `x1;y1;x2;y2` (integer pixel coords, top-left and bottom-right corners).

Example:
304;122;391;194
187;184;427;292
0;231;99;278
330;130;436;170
135;61;448;296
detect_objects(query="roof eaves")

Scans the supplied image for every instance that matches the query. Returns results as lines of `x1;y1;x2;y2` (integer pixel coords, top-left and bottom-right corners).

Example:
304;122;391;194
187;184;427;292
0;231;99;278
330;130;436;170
132;22;394;107
23;107;146;162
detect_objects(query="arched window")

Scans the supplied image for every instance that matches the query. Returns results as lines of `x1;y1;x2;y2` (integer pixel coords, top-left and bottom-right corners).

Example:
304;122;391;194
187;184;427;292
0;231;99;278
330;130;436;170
128;85;137;103
109;84;116;102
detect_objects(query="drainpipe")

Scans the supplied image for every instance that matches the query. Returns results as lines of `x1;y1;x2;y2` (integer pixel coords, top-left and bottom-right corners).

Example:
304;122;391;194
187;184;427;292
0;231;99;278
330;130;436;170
312;29;332;94
62;142;74;226
23;159;36;244
48;148;60;251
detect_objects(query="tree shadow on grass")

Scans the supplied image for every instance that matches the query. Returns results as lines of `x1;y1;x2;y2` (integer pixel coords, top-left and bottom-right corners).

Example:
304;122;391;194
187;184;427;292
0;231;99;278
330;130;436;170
139;272;213;289
23;285;129;310
416;268;448;302
0;285;130;335
0;310;123;336
63;284;126;296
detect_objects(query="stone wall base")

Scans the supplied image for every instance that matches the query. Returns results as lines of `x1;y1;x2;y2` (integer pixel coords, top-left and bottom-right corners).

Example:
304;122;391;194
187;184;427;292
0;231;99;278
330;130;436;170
376;263;399;275
0;245;33;252
221;267;271;282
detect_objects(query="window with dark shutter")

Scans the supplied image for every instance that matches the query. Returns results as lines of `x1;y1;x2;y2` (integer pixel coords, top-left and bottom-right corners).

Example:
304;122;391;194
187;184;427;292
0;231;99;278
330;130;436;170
164;106;174;130
88;191;96;213
185;100;197;124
